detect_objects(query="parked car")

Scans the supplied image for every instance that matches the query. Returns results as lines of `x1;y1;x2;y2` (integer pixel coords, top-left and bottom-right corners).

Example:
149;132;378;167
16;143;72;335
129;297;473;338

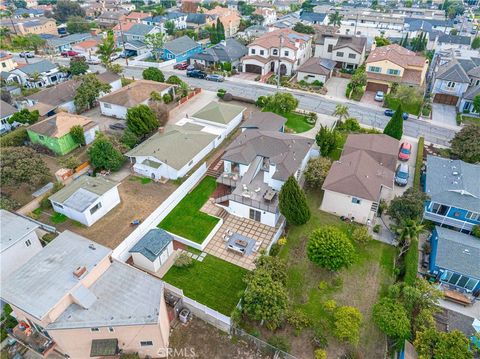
120;50;136;58
86;57;100;65
109;123;127;130
186;69;207;79
186;64;195;71
174;62;189;70
395;163;409;186
374;91;384;102
384;109;409;120
19;51;35;58
206;74;225;82
61;50;80;57
398;142;412;161
110;53;121;61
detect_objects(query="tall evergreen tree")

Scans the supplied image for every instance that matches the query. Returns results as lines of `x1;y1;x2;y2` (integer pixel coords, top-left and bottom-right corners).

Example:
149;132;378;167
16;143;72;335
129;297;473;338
209;23;218;44
216;18;225;42
383;105;404;140
279;176;310;225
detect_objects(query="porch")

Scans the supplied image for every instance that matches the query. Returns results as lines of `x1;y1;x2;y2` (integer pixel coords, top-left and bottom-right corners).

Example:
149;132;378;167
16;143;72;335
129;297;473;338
9;323;57;358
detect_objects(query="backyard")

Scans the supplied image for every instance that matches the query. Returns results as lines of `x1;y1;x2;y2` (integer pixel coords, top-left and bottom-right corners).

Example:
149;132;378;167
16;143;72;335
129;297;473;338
158;176;220;244
162;254;247;316
244;190;397;358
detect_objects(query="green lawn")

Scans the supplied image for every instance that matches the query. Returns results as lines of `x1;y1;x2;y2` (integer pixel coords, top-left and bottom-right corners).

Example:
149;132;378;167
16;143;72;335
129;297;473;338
162;255;247;315
159;176;220;244
283;112;315;133
462;115;480;126
385;96;421;116
279;190;396;357
50;212;68;224
328;132;347;161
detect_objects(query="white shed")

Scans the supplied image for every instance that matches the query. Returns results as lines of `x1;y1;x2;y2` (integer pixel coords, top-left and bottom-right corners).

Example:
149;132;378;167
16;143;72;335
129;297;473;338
129;229;174;273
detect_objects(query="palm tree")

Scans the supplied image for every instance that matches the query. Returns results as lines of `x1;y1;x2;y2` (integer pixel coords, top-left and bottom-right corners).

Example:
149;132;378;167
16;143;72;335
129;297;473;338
152;6;166;17
328;11;343;27
332;104;349;122
393;219;425;257
28;71;42;86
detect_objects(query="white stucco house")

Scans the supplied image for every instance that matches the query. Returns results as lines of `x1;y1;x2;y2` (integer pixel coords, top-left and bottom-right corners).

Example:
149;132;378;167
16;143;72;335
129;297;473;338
215;123;317;227
129;228;174;273
49;176;121;227
99;80;174;120
11;60;67;88
126;101;245;180
0;100;17;134
321;134;399;224
0;210;43;283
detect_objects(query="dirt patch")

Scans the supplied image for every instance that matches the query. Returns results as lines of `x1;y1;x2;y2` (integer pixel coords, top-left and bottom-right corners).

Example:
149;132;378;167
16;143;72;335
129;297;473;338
38;176;177;249
169;319;273;359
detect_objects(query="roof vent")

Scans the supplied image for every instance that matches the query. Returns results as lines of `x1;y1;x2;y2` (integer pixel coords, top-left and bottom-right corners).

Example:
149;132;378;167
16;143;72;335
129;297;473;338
463;249;470;255
89;243;96;250
452;171;459;176
73;266;87;279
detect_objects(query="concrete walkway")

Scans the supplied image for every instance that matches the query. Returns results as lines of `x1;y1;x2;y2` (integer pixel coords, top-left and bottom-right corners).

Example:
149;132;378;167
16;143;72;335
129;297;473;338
300;113;337;139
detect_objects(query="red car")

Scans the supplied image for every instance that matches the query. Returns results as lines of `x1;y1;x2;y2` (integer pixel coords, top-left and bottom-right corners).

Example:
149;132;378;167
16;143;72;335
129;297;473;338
174;62;189;70
61;50;80;57
398;142;412;161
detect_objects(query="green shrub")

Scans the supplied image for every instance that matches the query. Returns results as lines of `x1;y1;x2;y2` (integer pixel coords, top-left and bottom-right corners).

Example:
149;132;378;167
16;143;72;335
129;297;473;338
42;233;56;243
311;80;323;87
174;252;194;268
162;93;173;104
51;212;67;224
121;77;134;87
269;242;281;256
314;349;327;359
0;195;20;211
217;88;226;98
373;224;381;233
413;137;424;190
267;336;290;353
286;308;312;331
0;127;28;147
352;226;372;244
404;238;419;285
472;225;480;238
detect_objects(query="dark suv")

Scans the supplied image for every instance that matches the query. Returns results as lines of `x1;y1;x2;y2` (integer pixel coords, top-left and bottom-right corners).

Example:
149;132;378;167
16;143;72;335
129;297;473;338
186;69;207;79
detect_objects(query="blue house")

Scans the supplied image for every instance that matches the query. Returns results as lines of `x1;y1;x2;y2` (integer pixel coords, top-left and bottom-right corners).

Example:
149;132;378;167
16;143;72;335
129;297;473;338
424;155;480;234
161;35;202;63
429;226;480;294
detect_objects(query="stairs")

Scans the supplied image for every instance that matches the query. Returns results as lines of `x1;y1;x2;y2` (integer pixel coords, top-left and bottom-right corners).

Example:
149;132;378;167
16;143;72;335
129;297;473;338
206;160;224;178
370;202;379;212
217;208;229;220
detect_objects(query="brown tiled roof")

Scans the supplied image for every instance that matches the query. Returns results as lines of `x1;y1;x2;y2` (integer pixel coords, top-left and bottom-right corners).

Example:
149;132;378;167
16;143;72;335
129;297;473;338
366;44;427;68
297;57;332;75
99;80;173;107
367;69;423;86
28;112;95;138
333;36;367;54
249;28;312;50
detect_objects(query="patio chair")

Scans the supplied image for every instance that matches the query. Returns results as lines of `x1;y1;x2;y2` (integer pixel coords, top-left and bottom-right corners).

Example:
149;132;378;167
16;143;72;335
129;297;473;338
222;234;229;241
227;229;233;236
253;241;261;252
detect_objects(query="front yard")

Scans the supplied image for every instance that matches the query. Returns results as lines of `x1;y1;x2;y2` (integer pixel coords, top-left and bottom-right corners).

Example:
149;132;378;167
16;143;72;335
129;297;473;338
162;254;247;316
283;112;315;133
159;176;220;244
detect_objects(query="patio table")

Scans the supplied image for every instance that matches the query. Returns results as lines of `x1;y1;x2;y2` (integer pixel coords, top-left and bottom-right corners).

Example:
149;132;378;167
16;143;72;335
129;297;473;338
227;233;256;256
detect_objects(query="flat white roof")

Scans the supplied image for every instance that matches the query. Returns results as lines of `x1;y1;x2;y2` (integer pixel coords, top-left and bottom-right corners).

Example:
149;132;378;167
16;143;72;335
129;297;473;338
0;210;39;253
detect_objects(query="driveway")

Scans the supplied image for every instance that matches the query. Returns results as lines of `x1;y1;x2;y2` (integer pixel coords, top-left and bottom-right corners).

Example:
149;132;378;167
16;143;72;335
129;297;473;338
431;103;458;128
361;91;383;108
390;136;418;199
325;77;349;99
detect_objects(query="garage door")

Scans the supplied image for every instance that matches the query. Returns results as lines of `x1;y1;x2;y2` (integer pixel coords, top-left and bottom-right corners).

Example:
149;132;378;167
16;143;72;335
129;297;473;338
245;64;262;74
366;82;389;93
433;93;458;105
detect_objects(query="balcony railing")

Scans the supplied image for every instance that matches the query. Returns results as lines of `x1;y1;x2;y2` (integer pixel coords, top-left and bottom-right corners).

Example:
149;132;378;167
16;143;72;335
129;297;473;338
9;324;57;358
215;193;278;213
216;174;239;187
423;211;475;231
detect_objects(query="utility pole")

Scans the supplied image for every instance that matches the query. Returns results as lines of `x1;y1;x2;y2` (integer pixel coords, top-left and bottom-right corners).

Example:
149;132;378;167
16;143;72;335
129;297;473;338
277;34;283;89
116;3;128;66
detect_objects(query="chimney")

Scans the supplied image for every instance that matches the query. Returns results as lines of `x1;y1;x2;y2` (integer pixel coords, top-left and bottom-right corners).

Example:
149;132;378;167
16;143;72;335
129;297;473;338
73;266;87;279
159;126;165;134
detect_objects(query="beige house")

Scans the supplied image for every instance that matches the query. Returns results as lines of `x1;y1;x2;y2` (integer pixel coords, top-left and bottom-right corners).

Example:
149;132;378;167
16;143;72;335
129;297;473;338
365;44;429;93
0;52;17;72
321;134;399;224
204;6;241;37
1;231;170;359
0;17;57;36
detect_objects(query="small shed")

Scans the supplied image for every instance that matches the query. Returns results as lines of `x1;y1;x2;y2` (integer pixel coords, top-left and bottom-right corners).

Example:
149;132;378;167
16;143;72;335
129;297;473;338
129;229;174;273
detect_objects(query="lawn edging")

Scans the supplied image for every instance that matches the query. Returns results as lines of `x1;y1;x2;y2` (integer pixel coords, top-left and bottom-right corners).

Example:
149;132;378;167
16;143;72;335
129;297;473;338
413;137;424;190
164;217;224;251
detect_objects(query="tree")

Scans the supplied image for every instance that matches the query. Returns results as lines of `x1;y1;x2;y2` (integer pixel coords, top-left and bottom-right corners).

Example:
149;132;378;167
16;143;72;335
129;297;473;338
383;105;404;140
149;101;169;127
348;66;367;98
393;219;425;245
70;125;85;145
216;18;225;42
87;133;125;171
375;36;391;47
307;226;355;271
142;67;165;82
387;188;430;224
315;125;340;156
69;57;89;76
120;128;139;149
414;328;474;359
166;75;184;85
328;11;342;26
59;156;81;170
250;13;265;26
14;0;27;8
263;92;298;114
254;255;287;285
54;0;85;22
473;94;480;113
238;1;255;15
0;147;50;188
8;109;39;125
11;34;45;52
332;104;349;122
405;0;412;7
96;30;117;67
293;22;315;34
372;297;411;344
74;74;111;113
352;226;372;244
208;24;218;44
449;28;458;35
126;104;159;137
472;37;480;49
333;306;363;345
279;176;310;225
66;16;92;34
164;20;175;36
411;32;427;52
304;157;332;188
144;32;166;61
450;124;480;163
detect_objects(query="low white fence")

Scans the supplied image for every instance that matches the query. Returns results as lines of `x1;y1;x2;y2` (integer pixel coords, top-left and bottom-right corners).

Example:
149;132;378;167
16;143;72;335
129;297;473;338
266;216;286;253
164;283;231;333
129;57;175;69
112;164;207;261
165;217;224;251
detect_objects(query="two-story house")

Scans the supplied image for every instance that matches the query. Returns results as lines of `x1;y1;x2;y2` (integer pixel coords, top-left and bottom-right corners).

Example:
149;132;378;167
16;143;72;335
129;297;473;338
122;23;162;56
0;52;17;72
313;29;367;70
253;7;277;26
432;59;471;106
423;155;480;234
365;44;429;93
240;28;313;77
215;115;317;227
1;230;170;359
204;6;241;37
10;60;67;89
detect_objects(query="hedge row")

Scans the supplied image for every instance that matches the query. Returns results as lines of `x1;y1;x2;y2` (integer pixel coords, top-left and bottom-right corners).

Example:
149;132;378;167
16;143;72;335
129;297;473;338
0;127;28;147
413;137;424;190
404;238;419;286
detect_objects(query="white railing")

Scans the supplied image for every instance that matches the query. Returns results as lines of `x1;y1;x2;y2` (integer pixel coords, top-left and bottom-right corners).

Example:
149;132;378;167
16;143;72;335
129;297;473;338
266;216;286;253
164;217;224;251
112;164;207;261
164;282;231;333
129;57;175;69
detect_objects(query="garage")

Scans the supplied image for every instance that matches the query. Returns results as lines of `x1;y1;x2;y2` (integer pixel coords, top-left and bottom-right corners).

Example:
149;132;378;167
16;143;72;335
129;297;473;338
366;82;389;93
245;64;262;74
433;93;458;106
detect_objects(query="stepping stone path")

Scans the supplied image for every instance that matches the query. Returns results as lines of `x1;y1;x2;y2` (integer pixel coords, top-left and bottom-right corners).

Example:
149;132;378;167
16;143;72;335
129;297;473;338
178;249;207;262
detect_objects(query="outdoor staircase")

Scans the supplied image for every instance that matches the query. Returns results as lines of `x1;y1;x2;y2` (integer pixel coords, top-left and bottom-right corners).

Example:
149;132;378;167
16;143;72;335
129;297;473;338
370;202;379;213
206;160;224;178
217;208;229;220
215;194;231;205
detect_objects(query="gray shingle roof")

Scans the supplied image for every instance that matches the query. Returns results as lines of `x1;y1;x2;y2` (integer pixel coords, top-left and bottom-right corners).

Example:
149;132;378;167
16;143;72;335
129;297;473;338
405;17;454;28
297;57;336;76
299;11;327;23
125;23;156;37
0;100;17;119
405;19;433;33
463;84;480;101
18;60;57;75
240;112;286;132
163;35;199;56
425;155;480;213
437;34;471;45
129;229;173;262
434;226;480;279
191;39;247;63
46;33;92;49
436;59;470;83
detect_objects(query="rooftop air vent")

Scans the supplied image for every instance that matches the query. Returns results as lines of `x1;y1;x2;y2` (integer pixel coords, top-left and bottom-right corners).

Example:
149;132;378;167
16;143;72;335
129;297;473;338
452;171;459;176
73;266;87;279
89;243;96;250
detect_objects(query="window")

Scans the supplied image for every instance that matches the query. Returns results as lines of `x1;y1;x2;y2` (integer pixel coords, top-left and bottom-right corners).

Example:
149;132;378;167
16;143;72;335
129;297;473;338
90;202;102;215
351;197;361;204
108;327;114;333
284;50;289;57
466;211;479;221
442;270;479;292
368;66;381;73
272;49;278;55
140;341;153;346
327;44;333;53
336;51;344;57
387;69;400;75
260;50;264;55
25;239;31;247
103;103;112;109
249;209;261;222
1;62;5;68
38;135;45;140
446;81;456;88
431;203;449;216
348;53;356;59
251;49;256;55
90;328;100;332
